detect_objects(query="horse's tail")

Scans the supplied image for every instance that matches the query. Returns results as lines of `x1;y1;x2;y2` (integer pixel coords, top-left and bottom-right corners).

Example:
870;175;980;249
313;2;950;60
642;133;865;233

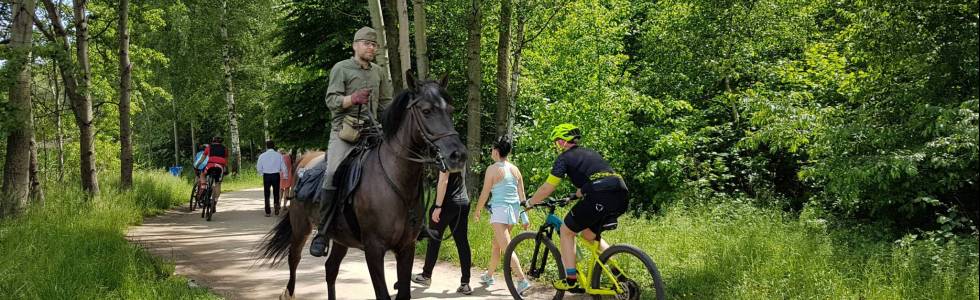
258;212;293;267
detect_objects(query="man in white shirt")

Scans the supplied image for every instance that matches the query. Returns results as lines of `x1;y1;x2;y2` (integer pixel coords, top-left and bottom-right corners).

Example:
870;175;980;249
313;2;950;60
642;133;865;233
257;140;289;216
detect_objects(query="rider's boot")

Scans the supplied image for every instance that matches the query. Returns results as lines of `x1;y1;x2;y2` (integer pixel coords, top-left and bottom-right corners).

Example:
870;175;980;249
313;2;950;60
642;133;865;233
309;189;337;257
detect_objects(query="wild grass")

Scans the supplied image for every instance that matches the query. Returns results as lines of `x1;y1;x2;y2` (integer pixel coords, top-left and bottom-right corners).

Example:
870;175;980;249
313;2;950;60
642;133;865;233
0;171;218;299
417;201;979;299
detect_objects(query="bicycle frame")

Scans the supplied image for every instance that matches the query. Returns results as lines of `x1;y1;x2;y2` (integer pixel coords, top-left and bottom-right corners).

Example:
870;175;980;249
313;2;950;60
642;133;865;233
527;202;627;296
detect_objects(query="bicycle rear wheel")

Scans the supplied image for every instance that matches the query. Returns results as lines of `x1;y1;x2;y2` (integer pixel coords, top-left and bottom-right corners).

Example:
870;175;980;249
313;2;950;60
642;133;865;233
589;244;665;300
188;183;198;211
503;231;567;300
205;176;215;221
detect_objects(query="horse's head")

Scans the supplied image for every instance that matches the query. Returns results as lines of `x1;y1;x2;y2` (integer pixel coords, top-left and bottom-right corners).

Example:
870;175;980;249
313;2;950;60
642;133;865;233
382;70;467;172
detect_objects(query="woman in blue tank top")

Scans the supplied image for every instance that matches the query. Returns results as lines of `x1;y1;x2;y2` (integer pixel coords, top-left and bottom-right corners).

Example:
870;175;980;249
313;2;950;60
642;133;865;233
473;137;532;292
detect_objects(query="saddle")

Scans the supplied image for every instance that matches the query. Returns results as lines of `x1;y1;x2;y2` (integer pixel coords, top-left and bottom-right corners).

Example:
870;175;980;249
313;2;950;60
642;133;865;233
333;125;383;205
293;157;327;202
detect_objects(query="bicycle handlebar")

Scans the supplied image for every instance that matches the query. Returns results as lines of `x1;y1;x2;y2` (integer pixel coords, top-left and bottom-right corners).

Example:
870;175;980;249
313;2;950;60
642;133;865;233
525;193;579;209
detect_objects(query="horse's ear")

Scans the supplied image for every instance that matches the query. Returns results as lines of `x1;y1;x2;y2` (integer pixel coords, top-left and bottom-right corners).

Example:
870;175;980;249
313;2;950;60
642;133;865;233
405;69;417;91
438;74;448;88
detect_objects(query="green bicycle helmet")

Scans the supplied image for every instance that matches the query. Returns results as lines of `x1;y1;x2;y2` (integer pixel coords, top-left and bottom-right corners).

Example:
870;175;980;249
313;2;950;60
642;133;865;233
550;123;581;142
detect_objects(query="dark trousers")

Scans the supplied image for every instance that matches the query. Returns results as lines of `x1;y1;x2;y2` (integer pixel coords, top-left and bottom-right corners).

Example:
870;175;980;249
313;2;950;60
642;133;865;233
421;202;472;284
262;173;281;214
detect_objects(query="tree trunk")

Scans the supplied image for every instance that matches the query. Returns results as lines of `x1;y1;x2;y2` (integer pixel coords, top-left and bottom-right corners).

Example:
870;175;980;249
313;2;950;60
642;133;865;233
464;0;483;195
73;0;100;195
396;0;411;83
172;98;180;167
29;137;44;206
508;4;526;137
1;0;35;218
382;0;404;94
367;0;392;82
412;0;429;80
495;0;512;137
222;0;242;174
38;0;95;190
190;118;197;156
118;0;133;188
54;67;65;183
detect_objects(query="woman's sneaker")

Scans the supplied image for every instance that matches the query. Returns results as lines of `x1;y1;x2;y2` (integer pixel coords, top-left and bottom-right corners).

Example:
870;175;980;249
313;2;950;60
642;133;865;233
479;272;495;285
516;279;532;294
456;283;473;295
411;273;431;286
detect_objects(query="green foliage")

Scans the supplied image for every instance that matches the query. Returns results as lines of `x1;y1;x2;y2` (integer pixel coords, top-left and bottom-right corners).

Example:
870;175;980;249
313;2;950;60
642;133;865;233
0;172;216;299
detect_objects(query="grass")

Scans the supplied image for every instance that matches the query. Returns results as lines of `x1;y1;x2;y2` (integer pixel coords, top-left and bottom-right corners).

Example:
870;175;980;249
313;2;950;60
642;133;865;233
417;200;979;299
0;171;219;299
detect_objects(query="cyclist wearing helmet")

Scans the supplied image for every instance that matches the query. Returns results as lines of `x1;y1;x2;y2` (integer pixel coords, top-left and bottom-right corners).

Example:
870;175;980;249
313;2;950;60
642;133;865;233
202;136;229;206
526;123;629;291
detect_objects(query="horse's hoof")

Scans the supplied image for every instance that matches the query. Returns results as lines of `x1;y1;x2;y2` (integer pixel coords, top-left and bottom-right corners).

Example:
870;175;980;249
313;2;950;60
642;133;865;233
279;288;294;300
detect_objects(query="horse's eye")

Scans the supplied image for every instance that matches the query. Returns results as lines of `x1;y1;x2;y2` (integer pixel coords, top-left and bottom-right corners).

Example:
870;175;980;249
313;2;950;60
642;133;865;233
422;109;431;115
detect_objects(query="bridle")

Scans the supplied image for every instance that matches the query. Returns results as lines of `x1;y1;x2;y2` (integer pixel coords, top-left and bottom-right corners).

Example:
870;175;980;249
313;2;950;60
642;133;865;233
382;90;459;172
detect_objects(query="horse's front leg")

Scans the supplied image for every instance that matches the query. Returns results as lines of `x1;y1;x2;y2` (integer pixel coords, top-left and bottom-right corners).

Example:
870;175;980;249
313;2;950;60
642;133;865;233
324;244;348;300
364;245;392;300
394;244;416;300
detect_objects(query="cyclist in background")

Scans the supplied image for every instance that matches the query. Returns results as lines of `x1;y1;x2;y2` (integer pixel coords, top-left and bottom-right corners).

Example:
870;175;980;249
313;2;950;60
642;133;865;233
202;136;229;207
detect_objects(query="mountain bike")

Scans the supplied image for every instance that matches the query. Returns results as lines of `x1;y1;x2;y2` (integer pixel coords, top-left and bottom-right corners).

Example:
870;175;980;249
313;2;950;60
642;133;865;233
188;178;201;212
503;195;665;300
199;171;218;221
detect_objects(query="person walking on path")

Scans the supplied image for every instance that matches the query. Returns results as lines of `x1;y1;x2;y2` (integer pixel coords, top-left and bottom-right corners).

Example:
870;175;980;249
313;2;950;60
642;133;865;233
411;170;474;295
257;140;289;216
309;26;393;257
472;137;532;293
279;149;294;208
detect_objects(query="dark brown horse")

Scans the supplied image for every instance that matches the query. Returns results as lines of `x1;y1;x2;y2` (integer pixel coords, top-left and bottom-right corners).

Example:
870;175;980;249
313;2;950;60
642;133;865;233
259;73;467;300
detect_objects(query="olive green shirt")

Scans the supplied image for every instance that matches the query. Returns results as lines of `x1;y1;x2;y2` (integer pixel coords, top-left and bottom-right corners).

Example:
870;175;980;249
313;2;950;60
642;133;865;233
324;57;394;131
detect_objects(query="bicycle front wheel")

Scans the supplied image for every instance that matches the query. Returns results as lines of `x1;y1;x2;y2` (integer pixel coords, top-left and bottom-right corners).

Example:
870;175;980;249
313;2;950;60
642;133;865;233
503;231;567;300
589;244;665;300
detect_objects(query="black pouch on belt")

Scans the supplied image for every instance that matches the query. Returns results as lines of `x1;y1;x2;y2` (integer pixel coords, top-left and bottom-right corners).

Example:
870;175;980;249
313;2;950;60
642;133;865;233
585;176;628;194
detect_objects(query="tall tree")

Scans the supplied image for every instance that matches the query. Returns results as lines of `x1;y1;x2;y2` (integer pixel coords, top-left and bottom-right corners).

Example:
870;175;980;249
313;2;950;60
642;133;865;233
464;0;483;193
35;0;101;195
118;0;133;188
396;0;411;83
1;0;35;218
221;0;243;173
411;0;428;80
495;0;512;137
382;0;404;93
367;0;392;82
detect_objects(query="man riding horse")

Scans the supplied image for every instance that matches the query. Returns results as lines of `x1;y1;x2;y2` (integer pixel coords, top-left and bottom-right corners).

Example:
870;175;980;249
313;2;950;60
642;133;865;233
310;26;393;257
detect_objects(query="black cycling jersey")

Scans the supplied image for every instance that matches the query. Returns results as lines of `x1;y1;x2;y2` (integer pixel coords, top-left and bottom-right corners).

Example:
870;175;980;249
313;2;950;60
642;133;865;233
550;146;615;189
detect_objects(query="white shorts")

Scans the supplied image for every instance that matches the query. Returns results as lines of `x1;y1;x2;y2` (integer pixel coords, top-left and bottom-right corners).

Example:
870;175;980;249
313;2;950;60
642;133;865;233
489;205;521;225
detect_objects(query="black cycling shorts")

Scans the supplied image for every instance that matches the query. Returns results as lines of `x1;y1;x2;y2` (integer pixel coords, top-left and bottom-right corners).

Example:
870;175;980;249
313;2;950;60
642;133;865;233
206;166;225;183
563;189;629;234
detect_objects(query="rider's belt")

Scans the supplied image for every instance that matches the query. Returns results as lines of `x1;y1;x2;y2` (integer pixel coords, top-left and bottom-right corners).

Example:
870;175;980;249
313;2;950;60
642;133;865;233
583;173;627;194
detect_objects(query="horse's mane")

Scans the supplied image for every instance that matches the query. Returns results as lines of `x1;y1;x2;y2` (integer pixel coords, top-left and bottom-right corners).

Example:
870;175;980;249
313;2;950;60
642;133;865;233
382;80;442;139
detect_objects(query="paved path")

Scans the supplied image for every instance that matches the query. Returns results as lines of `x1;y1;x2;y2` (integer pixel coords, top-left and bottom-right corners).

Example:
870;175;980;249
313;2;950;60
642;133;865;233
126;188;527;299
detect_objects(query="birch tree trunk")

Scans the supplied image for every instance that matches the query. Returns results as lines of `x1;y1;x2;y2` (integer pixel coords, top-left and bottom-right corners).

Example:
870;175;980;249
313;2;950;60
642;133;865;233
1;0;36;218
382;0;404;93
118;0;134;188
29;137;44;206
72;0;100;195
495;0;512;137
412;0;429;80
464;0;483;195
222;0;243;173
508;5;526;134
367;0;392;81
396;0;411;83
